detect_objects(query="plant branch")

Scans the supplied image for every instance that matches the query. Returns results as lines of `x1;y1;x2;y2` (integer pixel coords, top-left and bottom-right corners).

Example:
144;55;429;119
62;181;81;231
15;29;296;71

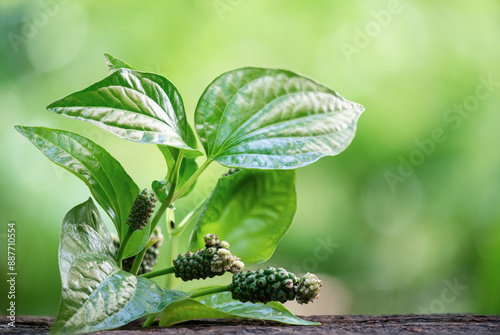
139;266;175;279
142;314;157;328
148;152;184;236
172;159;212;202
116;228;134;268
130;238;158;276
165;207;177;289
190;285;231;299
171;199;206;237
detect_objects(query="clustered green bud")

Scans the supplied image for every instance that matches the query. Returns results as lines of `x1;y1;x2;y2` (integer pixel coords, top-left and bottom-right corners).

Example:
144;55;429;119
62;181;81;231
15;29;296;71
230;267;297;304
229;267;322;305
113;228;164;275
126;189;157;231
173;233;244;281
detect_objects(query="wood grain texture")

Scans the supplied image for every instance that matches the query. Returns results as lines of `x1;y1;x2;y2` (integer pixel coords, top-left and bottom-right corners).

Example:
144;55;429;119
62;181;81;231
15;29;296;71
2;314;499;334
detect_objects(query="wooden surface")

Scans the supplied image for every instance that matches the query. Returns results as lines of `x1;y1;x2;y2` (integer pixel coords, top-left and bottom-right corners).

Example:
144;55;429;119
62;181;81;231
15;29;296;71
2;314;500;334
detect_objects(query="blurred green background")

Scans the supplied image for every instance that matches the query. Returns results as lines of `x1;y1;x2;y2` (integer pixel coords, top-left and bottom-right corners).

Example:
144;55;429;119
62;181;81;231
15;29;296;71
1;0;500;316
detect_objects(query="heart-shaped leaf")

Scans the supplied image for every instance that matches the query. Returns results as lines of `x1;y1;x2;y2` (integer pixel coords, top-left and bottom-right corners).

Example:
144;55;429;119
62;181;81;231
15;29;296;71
159;292;318;327
52;199;188;335
195;67;364;169
15;126;147;258
189;169;296;265
47;66;199;153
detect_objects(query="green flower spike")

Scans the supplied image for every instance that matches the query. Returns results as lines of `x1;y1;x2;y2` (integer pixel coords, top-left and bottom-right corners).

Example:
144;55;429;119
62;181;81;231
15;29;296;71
173;233;244;281
126;189;157;231
229;267;298;304
229;267;322;305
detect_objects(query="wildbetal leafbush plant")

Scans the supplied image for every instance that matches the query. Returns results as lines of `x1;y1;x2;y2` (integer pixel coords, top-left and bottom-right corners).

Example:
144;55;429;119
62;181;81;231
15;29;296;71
15;54;364;334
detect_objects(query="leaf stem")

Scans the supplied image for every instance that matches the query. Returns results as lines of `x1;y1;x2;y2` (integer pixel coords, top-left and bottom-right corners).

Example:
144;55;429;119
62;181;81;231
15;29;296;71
165;207;177;289
116;228;134;268
172;159;212;202
149;200;169;235
130;238;158;276
148;152;184;236
171;200;206;237
139;266;175;279
190;285;231;299
142;314;157;327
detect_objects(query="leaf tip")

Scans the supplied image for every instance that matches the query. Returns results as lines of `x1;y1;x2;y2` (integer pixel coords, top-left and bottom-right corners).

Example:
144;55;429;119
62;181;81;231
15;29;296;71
14;125;28;136
46;99;60;112
356;102;366;114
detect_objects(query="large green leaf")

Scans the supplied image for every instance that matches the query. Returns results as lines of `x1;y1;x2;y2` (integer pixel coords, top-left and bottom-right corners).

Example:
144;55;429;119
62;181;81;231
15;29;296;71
52;199;187;334
195;67;364;169
47;66;199;153
159;292;318;327
189;169;296;264
15;126;147;258
57;198;115;289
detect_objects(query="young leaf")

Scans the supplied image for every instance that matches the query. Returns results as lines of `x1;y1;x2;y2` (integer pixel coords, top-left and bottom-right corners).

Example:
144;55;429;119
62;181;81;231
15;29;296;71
15;126;147;258
47;67;199;153
153;146;198;201
195;67;364;169
53;199;187;334
159;292;318;327
189;169;296;265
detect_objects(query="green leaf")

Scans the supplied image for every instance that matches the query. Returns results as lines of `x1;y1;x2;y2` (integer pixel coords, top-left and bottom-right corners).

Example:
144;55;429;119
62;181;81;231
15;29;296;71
52;199;188;334
104;53;134;72
154;146;198;201
47;67;199;153
189;169;296;265
159;292;318;327
57;198;115;289
195;67;364;169
102;53;201;155
15;126;147;258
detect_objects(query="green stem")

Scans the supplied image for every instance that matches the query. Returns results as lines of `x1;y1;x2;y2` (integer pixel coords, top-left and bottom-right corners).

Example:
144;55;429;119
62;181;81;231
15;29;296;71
165;208;177;289
116;228;134;269
148;153;184;236
149;200;169;234
172;159;212;202
164;153;183;204
142;314;157;327
130;238;157;276
139;266;175;279
171;200;206;237
190;285;231;299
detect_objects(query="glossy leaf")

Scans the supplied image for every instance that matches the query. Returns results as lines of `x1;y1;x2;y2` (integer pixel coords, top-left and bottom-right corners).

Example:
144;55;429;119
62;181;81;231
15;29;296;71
47;66;199;153
52;199;188;334
189;169;296;264
57;198;115;289
195;67;364;169
15;126;147;258
159;292;318;327
101;54;201;153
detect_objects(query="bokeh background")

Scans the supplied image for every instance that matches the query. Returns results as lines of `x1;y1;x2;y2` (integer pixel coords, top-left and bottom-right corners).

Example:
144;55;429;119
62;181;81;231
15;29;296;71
1;0;500;316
